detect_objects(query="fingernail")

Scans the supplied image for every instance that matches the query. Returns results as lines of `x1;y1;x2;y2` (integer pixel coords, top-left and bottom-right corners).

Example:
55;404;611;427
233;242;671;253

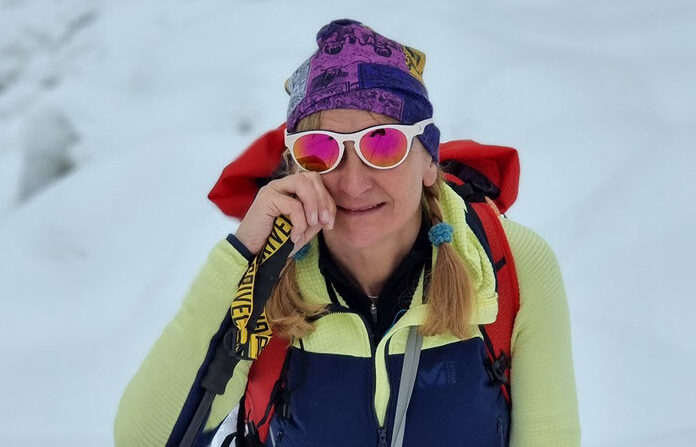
310;211;318;226
321;209;329;224
328;217;334;230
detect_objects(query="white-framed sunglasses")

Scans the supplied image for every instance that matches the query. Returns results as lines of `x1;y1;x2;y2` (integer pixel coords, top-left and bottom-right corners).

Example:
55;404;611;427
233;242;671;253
284;118;434;174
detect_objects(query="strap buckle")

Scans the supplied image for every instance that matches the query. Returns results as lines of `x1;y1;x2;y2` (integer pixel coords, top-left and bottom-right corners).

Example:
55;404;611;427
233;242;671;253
486;352;511;386
245;420;257;438
241;421;265;447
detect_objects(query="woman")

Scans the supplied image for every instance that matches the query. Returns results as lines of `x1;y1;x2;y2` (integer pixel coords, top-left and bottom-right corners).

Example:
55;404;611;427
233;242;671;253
114;19;580;446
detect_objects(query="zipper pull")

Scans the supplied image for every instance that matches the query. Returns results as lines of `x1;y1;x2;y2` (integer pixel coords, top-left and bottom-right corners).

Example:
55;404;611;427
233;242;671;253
377;426;387;447
370;301;378;324
367;294;378;324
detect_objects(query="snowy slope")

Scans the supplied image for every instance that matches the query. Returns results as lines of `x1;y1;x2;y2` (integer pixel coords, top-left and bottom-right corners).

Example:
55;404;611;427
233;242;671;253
1;0;695;445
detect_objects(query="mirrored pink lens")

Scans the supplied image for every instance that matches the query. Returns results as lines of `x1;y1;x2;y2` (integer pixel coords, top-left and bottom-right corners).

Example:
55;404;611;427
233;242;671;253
293;134;340;172
359;128;408;168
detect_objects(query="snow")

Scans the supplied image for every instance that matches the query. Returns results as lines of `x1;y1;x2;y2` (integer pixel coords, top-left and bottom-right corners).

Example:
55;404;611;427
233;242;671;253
17;106;78;200
1;0;695;445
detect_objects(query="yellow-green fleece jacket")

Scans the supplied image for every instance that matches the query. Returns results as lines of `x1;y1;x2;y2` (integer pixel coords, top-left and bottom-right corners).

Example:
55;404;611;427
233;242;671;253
114;183;580;446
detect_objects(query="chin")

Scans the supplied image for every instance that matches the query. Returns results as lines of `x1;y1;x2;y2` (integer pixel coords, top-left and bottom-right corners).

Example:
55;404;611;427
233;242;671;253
340;230;383;249
329;222;389;249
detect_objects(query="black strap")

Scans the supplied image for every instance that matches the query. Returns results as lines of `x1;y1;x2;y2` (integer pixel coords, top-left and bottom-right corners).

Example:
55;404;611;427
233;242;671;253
494;257;507;272
179;390;215;447
234;345;293;447
234;383;248;447
221;432;235;447
257;347;293;427
479;325;511;403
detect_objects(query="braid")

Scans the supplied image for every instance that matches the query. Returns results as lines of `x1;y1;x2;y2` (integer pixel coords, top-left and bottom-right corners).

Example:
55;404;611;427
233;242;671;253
420;170;476;339
265;256;325;339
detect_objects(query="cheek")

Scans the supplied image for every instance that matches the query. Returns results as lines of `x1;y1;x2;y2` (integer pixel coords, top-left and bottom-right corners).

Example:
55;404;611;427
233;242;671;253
321;177;340;203
388;179;422;217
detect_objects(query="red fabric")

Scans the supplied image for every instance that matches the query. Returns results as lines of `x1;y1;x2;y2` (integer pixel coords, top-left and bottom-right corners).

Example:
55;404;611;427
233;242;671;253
471;201;521;405
244;334;290;442
207;122;288;220
208;122;520;217
439;140;519;214
442;172;464;185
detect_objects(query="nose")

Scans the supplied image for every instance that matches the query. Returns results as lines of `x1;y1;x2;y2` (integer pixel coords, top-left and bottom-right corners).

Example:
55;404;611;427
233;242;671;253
334;141;373;197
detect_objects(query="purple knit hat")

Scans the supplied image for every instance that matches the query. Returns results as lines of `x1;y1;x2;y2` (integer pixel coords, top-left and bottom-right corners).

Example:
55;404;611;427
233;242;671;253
284;18;440;161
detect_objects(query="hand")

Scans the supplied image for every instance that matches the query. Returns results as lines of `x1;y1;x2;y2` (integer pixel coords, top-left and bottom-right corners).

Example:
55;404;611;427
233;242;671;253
234;171;336;258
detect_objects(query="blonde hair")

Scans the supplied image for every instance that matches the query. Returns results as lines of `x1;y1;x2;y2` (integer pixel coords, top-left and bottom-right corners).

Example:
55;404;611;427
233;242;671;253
266;111;477;340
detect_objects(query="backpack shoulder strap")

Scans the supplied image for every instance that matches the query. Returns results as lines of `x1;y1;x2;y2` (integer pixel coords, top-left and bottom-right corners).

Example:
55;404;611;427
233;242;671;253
447;181;521;407
237;334;291;445
472;200;520;407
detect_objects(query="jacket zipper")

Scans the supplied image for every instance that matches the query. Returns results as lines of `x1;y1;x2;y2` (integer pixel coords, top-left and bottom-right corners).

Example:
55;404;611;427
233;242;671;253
311;304;392;446
378;337;394;447
378;426;388;447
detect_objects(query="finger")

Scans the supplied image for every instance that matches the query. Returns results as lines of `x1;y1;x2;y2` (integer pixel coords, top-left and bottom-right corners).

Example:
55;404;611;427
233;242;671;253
296;172;324;227
262;190;308;243
304;171;336;230
271;173;322;229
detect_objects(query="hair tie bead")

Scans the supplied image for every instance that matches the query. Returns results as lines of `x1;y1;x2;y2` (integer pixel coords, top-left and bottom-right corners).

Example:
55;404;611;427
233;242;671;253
292;242;311;261
428;222;453;246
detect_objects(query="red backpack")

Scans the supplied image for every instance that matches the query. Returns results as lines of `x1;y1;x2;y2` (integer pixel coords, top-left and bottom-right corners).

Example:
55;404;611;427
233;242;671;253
208;122;521;446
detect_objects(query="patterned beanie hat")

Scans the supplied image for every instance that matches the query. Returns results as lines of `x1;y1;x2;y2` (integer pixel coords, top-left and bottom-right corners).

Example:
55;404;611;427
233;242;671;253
284;18;441;161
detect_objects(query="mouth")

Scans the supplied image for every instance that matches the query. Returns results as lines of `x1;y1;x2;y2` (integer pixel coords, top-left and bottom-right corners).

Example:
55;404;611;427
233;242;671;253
337;202;385;216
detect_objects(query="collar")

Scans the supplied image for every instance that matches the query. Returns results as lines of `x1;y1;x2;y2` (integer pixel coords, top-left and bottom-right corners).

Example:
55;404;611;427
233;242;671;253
294;182;499;325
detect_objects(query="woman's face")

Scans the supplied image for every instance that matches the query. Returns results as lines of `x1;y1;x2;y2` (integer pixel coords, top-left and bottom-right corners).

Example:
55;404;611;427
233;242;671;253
317;108;437;249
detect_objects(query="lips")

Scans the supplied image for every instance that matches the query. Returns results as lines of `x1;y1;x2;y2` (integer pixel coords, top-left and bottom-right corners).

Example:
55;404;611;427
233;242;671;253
340;203;383;212
337;202;385;215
